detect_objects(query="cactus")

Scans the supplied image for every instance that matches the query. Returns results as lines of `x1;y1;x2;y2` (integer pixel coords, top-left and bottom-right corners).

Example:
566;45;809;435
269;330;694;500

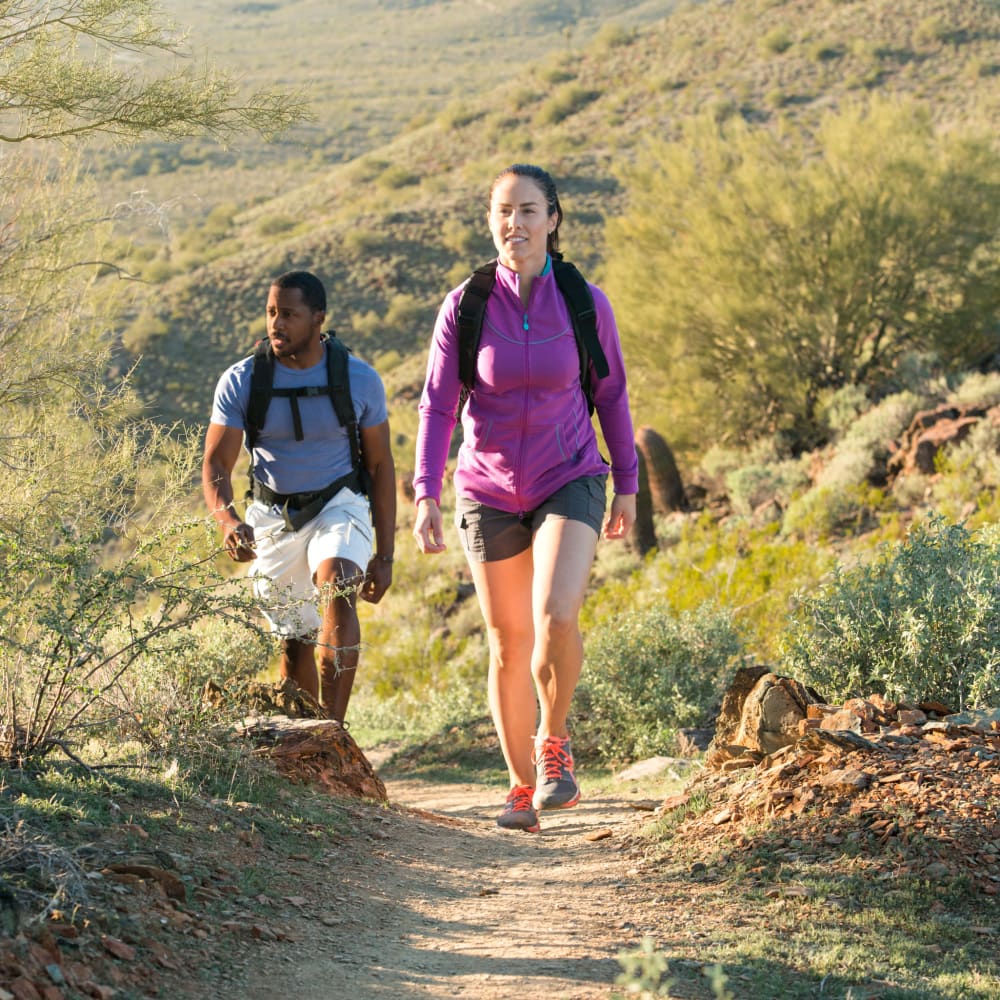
629;448;658;556
635;426;684;514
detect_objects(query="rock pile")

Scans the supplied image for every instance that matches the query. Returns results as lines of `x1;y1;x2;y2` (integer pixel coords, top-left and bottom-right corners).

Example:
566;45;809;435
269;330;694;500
664;671;1000;894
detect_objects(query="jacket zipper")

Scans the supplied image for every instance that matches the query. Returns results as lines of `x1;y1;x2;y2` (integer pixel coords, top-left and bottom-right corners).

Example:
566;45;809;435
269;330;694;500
517;309;529;515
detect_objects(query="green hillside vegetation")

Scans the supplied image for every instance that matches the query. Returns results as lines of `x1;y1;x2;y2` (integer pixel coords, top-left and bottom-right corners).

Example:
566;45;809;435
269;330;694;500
120;0;1000;442
5;0;995;744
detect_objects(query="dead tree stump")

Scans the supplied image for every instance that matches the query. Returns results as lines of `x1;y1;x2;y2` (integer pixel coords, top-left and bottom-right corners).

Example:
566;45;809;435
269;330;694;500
236;716;387;803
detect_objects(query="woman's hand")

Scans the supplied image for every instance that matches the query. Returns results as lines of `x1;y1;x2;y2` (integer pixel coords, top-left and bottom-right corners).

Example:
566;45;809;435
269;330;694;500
602;493;636;541
413;497;447;554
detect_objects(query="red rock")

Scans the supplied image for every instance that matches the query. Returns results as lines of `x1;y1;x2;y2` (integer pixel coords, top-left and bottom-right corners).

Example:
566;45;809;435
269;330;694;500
99;937;135;962
9;981;42;1000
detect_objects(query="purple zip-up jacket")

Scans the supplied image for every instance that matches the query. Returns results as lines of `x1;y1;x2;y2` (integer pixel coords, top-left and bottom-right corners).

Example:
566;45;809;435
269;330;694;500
414;258;638;514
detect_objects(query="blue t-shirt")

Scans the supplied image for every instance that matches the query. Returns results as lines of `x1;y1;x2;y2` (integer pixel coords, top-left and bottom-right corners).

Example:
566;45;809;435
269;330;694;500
210;345;388;495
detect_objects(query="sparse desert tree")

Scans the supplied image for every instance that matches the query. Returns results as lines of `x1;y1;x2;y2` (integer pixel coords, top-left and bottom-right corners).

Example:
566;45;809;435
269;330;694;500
0;0;308;762
603;97;1000;453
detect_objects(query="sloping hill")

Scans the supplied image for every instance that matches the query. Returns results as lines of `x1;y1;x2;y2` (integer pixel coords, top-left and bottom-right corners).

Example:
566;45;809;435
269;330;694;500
123;0;1000;447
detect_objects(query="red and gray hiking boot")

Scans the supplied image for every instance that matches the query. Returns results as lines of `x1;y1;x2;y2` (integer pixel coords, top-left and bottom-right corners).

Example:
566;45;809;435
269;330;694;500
531;735;581;811
497;784;541;833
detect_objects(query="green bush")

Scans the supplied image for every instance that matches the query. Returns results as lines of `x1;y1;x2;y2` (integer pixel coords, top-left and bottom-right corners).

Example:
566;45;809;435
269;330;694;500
377;165;420;190
726;457;809;516
950;370;1000;409
759;28;793;55
595;23;633;49
536;85;601;125
930;420;1000;524
780;516;1000;710
255;214;298;237
782;482;887;540
575;604;743;762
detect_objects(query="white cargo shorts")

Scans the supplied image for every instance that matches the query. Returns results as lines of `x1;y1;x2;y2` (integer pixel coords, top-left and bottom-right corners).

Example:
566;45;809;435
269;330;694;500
245;488;373;637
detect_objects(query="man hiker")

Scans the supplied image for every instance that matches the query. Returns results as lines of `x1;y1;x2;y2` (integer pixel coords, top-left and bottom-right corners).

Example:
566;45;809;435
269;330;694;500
202;269;396;723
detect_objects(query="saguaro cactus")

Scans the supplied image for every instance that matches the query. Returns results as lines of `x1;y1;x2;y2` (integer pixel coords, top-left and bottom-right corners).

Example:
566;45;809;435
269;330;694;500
635;425;684;514
629;448;658;557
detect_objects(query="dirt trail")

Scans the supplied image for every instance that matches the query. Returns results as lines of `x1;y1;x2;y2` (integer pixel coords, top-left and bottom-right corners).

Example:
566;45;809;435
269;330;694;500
234;771;661;1000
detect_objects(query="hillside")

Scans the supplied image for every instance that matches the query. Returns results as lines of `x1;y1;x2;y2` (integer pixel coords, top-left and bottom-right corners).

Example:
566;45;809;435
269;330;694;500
119;0;1000;456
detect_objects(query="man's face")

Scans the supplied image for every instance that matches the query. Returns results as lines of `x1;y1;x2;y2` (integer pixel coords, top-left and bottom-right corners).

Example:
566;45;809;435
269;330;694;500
265;285;324;361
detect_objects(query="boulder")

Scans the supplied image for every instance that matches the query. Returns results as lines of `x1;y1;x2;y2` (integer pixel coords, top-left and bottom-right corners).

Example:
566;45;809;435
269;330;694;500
708;669;822;764
887;403;993;480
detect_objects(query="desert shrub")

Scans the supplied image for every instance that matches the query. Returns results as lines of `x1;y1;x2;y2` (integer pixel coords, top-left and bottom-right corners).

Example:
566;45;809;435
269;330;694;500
604;99;1000;454
726;457;809;516
759;28;793;55
595;23;633;49
104;615;274;738
141;257;178;283
122;309;169;355
437;101;480;130
343;229;384;254
825;391;923;484
384;293;426;330
377;165;420;190
809;40;845;62
780;516;1000;710
440;218;478;257
929;420;1000;524
538;64;576;86
817;383;869;439
914;16;948;46
536;85;601;125
575;604;743;762
950;370;1000;409
782;483;887;540
255;214;298;237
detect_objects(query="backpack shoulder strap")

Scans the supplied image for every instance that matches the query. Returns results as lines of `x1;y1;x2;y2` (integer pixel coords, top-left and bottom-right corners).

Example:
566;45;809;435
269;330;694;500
552;257;609;377
323;333;363;475
457;260;498;392
245;340;274;454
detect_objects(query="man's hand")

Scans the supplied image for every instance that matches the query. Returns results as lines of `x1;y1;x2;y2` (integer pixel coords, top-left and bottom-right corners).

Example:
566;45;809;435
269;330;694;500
361;557;392;603
224;522;257;562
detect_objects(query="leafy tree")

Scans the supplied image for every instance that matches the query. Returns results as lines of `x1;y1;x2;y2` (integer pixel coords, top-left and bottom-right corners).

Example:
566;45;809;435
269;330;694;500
0;0;307;762
603;98;1000;454
0;0;305;143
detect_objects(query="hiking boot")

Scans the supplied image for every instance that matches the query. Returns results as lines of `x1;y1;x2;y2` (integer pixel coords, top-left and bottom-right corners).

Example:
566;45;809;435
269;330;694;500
496;785;541;833
532;735;580;810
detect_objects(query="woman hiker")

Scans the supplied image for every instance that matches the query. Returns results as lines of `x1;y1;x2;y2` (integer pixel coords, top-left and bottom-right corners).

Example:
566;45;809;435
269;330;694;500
412;164;638;832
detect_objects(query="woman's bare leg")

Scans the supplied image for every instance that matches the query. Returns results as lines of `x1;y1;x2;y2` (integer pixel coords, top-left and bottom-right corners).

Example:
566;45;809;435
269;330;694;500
529;517;599;739
467;549;537;788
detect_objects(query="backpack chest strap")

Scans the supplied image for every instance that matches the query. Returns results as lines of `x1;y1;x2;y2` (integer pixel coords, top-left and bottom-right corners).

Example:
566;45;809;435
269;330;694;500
270;385;329;442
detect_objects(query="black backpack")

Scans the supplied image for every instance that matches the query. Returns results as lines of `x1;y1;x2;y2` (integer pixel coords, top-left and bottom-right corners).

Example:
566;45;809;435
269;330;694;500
244;333;368;527
456;254;610;414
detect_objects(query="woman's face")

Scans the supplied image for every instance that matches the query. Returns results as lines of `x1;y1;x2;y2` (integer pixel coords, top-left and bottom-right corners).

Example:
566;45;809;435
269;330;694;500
488;173;556;273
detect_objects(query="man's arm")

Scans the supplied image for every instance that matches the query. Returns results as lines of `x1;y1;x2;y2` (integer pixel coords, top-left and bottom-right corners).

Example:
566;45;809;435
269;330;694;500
202;422;256;562
359;419;396;603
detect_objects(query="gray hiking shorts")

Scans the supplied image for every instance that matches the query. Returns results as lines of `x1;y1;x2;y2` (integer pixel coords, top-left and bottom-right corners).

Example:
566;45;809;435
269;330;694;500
455;474;607;563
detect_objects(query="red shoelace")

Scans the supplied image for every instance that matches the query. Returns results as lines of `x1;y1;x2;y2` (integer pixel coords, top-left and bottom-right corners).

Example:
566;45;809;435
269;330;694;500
534;736;574;781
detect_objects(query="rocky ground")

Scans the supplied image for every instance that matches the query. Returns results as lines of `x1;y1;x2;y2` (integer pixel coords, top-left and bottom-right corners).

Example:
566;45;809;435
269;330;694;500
1;683;998;1000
